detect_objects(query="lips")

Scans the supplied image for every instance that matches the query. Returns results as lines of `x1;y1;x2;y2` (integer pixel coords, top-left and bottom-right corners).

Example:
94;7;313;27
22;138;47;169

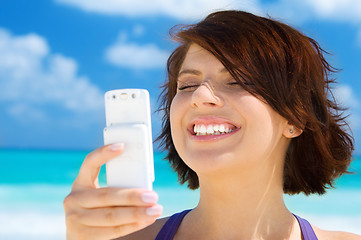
188;117;240;137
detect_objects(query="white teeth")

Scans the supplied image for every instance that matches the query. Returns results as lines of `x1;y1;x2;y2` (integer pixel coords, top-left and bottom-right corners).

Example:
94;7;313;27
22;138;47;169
199;125;207;135
206;125;214;134
193;124;235;136
214;125;219;132
219;125;225;133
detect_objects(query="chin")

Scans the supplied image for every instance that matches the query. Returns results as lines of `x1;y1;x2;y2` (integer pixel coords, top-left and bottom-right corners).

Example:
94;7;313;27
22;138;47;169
180;150;240;174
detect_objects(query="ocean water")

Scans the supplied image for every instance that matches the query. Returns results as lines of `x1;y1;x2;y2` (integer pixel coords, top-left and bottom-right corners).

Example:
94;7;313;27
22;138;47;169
0;149;360;239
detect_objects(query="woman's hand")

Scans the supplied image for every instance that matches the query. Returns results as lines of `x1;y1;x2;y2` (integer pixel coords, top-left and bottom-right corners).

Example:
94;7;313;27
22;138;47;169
63;144;162;240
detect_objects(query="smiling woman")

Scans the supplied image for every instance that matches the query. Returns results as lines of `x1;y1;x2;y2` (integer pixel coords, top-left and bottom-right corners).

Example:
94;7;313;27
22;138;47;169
63;10;360;240
169;43;295;186
159;11;354;196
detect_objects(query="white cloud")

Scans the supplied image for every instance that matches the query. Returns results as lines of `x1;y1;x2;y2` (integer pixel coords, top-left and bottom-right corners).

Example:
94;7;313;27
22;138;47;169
55;0;262;20
333;85;360;109
303;0;361;23
0;30;48;80
333;85;361;131
260;0;361;25
105;33;169;69
0;28;103;116
55;0;361;32
7;103;48;122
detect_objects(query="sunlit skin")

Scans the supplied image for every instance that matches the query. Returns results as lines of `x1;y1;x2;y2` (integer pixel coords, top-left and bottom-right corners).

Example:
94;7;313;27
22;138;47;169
171;44;293;178
168;44;305;239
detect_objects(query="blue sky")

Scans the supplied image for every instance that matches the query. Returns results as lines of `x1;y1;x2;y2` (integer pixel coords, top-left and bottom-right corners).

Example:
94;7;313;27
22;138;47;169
0;0;360;152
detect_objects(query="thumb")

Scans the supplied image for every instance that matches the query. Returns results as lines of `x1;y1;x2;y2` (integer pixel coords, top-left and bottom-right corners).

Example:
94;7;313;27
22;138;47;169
72;143;124;191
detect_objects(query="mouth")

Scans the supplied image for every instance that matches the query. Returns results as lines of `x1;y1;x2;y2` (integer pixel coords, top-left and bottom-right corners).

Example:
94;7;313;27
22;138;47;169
188;117;241;138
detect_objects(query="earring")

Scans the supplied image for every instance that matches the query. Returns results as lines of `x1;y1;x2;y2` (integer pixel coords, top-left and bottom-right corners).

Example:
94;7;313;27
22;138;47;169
289;129;294;134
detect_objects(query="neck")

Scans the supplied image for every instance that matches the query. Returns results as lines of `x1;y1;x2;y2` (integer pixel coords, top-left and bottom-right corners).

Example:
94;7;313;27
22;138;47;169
179;161;301;239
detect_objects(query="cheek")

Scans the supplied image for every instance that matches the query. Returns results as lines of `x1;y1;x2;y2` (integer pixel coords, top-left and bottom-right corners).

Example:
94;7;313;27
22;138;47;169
240;98;284;147
169;94;186;148
170;94;181;126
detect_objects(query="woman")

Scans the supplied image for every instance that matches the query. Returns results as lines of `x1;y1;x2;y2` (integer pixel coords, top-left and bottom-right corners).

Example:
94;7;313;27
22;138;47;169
64;10;360;239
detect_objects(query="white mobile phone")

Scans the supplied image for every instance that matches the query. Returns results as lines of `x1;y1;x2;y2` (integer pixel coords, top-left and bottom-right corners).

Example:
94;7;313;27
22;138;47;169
103;89;154;190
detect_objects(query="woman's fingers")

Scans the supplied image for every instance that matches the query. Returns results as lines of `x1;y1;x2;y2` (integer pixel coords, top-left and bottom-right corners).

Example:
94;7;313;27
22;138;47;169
64;144;162;239
75;205;163;227
64;187;163;239
72;143;124;190
68;220;156;240
65;188;159;208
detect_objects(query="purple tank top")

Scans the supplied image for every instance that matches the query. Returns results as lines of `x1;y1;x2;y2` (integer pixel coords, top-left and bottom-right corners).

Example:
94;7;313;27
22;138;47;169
155;209;318;240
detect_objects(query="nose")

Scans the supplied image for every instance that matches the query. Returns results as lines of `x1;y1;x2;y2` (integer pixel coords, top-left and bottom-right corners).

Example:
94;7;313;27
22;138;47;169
191;81;224;109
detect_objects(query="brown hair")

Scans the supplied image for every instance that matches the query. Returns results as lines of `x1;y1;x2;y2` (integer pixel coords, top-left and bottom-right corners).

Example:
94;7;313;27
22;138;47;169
156;10;354;195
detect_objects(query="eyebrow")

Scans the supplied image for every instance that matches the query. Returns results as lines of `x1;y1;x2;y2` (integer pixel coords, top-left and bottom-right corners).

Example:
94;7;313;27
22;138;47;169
178;69;202;77
178;67;229;77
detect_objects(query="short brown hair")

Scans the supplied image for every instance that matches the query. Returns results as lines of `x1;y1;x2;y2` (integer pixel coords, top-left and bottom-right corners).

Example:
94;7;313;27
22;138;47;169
156;10;354;195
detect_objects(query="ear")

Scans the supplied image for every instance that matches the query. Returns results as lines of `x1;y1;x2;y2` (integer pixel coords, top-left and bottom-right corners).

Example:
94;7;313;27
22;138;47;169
283;122;303;139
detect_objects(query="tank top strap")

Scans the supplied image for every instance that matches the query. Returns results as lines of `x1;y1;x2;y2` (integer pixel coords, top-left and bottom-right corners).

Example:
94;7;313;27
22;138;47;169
293;214;318;240
156;211;318;240
155;209;191;240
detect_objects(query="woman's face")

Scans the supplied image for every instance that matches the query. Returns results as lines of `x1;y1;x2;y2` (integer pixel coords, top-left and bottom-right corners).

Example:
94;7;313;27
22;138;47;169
170;44;291;175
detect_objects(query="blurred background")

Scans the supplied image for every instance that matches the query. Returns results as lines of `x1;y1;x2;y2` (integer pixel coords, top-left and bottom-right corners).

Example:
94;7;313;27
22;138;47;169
0;0;360;239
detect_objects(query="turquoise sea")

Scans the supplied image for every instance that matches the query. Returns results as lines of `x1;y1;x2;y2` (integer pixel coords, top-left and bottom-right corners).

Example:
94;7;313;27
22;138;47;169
0;149;360;239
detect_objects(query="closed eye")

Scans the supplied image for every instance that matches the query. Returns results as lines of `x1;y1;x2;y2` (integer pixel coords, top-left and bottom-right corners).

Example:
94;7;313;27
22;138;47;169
226;81;243;88
178;84;200;91
228;82;240;85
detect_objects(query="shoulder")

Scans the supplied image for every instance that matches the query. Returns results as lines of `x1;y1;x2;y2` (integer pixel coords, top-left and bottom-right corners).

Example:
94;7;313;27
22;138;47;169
313;225;361;240
116;217;170;240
